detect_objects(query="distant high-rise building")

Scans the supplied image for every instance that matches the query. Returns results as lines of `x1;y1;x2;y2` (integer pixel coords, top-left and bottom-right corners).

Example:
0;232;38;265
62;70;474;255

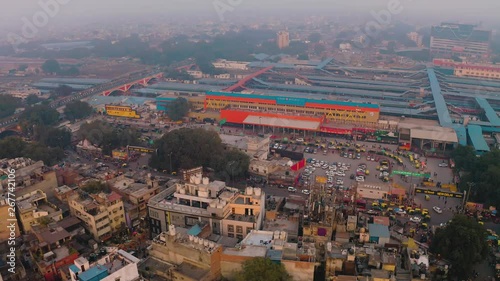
407;32;423;47
277;31;290;49
430;23;491;58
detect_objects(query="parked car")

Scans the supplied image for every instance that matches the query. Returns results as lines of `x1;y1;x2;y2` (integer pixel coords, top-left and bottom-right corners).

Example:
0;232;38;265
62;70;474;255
302;189;310;195
438;162;448;167
410;216;422;223
433;206;443;214
288;187;297;192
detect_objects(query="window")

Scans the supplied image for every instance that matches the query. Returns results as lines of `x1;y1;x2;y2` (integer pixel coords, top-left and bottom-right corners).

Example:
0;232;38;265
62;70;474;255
236;226;243;233
236;234;243;240
228;225;234;232
228;233;234;238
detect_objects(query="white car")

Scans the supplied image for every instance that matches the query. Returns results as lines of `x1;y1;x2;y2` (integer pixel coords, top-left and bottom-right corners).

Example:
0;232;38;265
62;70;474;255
433;206;443;214
396;209;406;215
438;162;448;167
337;172;346;177
410;216;421;223
355;176;365;182
288;187;297;192
296;138;304;142
302;189;310;195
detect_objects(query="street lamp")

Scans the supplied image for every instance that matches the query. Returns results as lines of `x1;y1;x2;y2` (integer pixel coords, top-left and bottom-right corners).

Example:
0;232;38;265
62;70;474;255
463;182;475;212
168;152;173;174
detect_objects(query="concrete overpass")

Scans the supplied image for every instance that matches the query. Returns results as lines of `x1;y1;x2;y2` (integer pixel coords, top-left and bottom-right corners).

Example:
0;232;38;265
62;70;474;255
102;72;163;96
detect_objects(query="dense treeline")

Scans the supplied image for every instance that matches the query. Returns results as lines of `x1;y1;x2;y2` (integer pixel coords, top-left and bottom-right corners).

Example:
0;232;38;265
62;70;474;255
452;146;500;207
0;136;64;166
150;128;249;180
77;120;142;155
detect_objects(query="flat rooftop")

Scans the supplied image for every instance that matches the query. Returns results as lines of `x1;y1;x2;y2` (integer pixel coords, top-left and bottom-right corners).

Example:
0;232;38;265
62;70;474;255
241;230;274;247
223;245;267;257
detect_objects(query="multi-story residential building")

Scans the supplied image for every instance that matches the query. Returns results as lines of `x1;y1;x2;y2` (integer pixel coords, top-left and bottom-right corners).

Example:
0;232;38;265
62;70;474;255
221;187;265;240
28;224;79;281
277;31;290;49
430;23;491;58
109;175;161;228
220;134;271;160
148;175;237;238
17;190;63;233
68;249;141;281
143;226;223;281
407;32;423;47
69;191;125;241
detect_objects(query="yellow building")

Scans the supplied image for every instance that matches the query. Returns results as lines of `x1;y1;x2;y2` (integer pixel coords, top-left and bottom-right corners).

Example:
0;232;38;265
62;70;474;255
17;190;63;233
454;63;500;79
69;191;125;241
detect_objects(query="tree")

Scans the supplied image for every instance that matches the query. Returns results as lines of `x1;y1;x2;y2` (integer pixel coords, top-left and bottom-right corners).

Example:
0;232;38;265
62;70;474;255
78;120;142;155
53;85;74;97
19;105;60;135
430;215;488;278
236;258;290;281
63;66;80;76
166;97;189;121
36;127;72;149
297;53;309;60
0;95;21;118
308;33;322;43
25;94;41;105
81;181;110;194
64;100;92;121
0;137;27;159
150;128;250;180
18;64;28;71
0;136;64;166
41;59;61;74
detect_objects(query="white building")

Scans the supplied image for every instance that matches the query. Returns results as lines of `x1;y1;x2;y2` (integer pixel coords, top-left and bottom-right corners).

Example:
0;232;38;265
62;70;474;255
212;59;249;70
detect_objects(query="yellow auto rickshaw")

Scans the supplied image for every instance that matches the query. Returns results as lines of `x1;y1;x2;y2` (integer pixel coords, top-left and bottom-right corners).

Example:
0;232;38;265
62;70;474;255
425;195;430;201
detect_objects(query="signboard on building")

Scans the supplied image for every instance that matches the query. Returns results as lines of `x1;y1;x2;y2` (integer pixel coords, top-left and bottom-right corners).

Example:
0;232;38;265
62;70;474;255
127;145;157;154
392;170;430;178
414;188;463;198
105;105;141;118
181;166;203;181
112;150;128;160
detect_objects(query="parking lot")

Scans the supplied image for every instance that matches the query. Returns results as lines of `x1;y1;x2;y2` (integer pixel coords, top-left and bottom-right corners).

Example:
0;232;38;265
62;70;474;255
273;138;457;222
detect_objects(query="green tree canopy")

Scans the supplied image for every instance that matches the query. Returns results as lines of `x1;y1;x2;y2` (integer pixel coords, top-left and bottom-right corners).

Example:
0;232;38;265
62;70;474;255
53;85;74;97
25;94;42;105
308;32;322;43
166;97;190;121
19;104;60;133
78;120;142;155
430;215;488;278
64;100;93;121
236;257;290;281
0;136;64;166
41;59;61;74
452;146;500;207
81;181;111;194
150;128;249;179
0;95;21;118
35;127;72;149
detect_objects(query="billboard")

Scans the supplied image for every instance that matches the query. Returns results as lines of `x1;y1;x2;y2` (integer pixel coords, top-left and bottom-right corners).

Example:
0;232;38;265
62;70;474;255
414;188;463;198
112;150;128;160
127;145;157;154
105;105;141;118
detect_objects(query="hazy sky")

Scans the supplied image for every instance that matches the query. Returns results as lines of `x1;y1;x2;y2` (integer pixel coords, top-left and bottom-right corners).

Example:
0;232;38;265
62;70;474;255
2;0;500;29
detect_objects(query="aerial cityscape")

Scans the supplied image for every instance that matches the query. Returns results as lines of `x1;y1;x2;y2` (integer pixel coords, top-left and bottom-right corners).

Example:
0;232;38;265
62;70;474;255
1;1;500;280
